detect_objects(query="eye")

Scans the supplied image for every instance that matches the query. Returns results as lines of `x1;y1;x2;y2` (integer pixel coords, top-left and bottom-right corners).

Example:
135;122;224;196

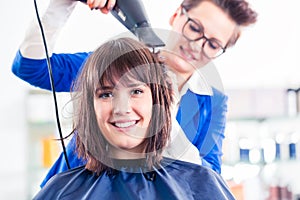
131;89;143;95
98;91;113;99
188;21;203;33
207;39;222;50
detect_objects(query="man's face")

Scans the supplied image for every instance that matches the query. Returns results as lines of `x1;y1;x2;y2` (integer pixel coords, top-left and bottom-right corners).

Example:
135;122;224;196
165;1;237;79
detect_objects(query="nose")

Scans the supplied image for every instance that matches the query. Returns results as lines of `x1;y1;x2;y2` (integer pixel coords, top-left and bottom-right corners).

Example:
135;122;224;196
112;93;132;115
189;39;204;53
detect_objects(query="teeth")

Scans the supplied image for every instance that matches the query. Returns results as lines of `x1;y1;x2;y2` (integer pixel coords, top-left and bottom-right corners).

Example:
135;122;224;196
115;121;136;128
186;52;192;59
180;46;192;59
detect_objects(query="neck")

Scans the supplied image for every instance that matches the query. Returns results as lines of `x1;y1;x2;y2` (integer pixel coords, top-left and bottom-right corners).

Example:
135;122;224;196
108;145;146;160
171;69;192;92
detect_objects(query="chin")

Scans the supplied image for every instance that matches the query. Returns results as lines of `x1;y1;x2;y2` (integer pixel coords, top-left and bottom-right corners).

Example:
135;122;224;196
117;141;142;151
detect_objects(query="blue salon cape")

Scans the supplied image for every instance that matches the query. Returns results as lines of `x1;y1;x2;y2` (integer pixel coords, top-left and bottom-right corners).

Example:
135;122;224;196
12;50;227;186
33;158;235;200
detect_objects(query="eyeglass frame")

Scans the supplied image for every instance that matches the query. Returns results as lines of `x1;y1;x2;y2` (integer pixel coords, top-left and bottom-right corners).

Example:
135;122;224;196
181;7;227;59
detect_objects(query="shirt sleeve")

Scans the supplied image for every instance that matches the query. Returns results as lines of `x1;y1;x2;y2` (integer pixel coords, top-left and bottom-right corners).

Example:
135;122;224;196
11;50;91;92
198;88;228;174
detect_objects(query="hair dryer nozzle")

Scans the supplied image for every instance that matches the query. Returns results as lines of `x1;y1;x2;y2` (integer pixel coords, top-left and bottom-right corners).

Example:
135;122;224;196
110;0;165;48
134;27;165;48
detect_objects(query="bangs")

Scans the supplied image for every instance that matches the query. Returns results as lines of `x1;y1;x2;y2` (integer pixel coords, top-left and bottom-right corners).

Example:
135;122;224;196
77;37;162;99
98;50;153;88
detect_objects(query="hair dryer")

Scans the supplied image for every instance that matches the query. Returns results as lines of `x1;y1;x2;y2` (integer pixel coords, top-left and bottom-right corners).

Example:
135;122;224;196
77;0;165;48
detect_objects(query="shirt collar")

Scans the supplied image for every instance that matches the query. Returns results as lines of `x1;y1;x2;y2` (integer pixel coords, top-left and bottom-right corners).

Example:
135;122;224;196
180;68;212;97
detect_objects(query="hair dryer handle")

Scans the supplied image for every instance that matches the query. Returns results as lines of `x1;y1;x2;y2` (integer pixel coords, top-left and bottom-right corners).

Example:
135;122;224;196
76;0;165;48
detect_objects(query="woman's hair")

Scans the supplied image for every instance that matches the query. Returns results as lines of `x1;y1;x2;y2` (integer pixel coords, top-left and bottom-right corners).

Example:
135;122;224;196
71;37;173;174
181;0;258;47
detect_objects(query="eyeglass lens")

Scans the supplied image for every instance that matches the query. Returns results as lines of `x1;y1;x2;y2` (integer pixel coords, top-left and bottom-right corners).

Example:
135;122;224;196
182;16;225;58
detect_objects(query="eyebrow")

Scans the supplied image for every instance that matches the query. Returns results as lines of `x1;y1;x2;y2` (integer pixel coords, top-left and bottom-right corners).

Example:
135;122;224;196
95;82;146;92
192;18;223;44
126;82;147;88
95;86;113;94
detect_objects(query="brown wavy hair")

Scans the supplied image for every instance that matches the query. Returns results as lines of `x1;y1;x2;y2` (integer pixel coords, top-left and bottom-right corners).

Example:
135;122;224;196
71;37;173;175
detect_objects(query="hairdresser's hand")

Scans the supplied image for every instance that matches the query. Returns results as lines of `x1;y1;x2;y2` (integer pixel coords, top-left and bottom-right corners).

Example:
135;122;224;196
87;0;116;14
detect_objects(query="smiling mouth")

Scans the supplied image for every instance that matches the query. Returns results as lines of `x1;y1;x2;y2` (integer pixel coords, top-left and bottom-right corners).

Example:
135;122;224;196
112;121;138;128
179;45;196;60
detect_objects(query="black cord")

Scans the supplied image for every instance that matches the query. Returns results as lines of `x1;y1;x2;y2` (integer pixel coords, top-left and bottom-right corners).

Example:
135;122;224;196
33;0;71;170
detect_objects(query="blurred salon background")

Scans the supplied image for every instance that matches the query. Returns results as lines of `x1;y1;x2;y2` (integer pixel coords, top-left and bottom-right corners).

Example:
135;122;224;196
1;0;300;199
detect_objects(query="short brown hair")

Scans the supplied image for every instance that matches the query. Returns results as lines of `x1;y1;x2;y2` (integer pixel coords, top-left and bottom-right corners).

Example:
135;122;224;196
71;37;173;174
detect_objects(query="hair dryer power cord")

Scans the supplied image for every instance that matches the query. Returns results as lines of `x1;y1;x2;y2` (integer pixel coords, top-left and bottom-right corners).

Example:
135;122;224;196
33;0;71;170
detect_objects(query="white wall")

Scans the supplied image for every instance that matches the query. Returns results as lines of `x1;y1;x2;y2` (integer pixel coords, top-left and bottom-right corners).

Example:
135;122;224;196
1;0;300;199
0;0;31;198
215;0;300;89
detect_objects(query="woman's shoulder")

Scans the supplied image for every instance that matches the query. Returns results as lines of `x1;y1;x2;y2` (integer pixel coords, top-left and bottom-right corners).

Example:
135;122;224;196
161;158;235;199
34;159;235;200
162;157;220;176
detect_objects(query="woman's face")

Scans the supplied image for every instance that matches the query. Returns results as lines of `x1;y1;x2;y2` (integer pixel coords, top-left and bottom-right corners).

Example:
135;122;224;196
165;1;236;79
94;77;153;159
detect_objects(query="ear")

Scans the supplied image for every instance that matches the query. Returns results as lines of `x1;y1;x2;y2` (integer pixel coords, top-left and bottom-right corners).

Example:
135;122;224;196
169;6;182;26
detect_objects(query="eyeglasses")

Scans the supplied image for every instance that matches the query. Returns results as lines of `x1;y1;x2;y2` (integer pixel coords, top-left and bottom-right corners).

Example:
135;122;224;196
181;7;226;59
